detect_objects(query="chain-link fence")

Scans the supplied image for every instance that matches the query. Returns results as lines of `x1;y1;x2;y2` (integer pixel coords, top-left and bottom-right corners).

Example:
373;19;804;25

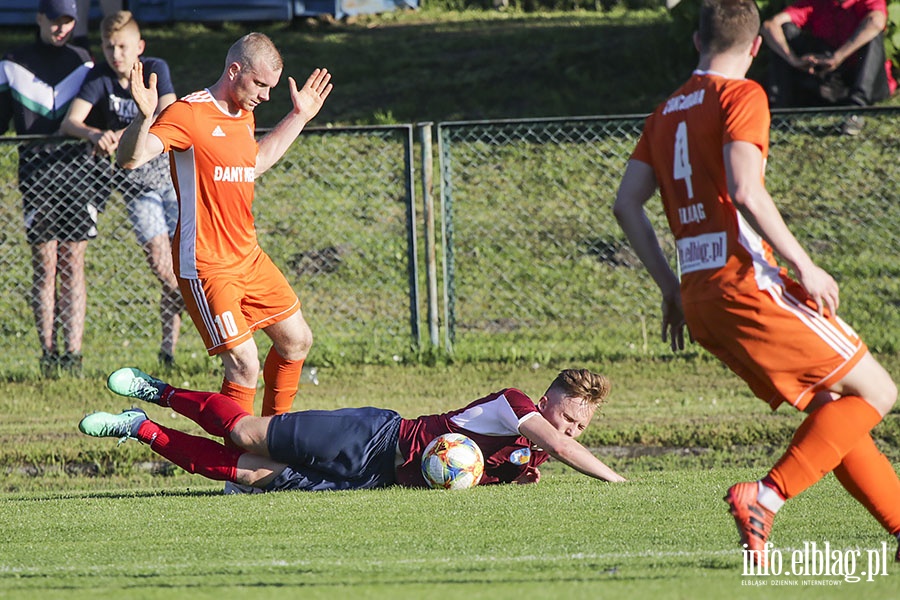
0;126;418;376
437;107;900;361
1;109;898;377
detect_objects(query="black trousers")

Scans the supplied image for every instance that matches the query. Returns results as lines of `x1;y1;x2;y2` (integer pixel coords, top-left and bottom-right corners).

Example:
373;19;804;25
767;23;890;108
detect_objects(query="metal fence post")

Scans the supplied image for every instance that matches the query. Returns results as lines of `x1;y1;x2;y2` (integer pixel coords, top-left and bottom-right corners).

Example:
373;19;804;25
419;122;440;348
403;124;421;349
436;123;455;354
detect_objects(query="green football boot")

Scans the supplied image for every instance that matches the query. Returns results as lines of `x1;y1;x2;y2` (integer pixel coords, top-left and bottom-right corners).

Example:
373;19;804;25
107;367;168;405
78;409;147;444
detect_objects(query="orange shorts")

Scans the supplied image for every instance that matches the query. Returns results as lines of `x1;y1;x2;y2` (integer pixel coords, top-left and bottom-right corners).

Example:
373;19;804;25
179;248;300;355
683;278;866;411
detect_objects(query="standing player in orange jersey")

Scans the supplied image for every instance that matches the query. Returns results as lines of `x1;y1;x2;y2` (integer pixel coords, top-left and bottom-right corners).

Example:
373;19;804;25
613;0;900;566
115;33;332;425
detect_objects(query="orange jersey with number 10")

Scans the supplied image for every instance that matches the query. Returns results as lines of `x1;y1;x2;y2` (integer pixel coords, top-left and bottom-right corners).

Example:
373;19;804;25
631;71;785;303
149;89;259;279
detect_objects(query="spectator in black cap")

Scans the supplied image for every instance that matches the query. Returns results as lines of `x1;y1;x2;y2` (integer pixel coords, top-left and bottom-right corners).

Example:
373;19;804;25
0;0;104;376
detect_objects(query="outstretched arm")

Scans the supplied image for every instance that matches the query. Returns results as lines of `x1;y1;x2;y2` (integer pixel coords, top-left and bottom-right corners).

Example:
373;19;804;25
613;159;686;351
256;68;332;176
724;140;838;315
519;414;626;483
116;61;165;169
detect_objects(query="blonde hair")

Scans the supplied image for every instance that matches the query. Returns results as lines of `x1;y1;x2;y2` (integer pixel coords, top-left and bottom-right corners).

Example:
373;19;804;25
100;10;140;41
547;369;611;408
226;32;283;73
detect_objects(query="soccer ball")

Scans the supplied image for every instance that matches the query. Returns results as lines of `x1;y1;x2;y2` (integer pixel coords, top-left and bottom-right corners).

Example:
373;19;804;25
420;433;485;490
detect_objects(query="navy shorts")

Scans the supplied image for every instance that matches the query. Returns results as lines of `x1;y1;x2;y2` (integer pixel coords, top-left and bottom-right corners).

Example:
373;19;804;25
265;407;401;492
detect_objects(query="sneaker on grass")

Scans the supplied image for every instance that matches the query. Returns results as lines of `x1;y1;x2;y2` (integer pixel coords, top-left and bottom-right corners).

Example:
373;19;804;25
107;367;168;405
78;409;147;444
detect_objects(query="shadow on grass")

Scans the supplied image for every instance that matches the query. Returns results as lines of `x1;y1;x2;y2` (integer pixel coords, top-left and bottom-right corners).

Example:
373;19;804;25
1;488;222;502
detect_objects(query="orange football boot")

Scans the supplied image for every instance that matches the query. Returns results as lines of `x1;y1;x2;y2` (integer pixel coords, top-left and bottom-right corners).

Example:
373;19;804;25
725;481;775;568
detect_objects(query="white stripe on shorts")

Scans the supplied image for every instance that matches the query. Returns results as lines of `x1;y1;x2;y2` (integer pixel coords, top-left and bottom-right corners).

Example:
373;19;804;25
768;285;858;359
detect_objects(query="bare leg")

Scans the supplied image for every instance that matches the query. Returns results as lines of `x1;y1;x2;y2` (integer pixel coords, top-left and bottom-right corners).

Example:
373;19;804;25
220;339;262;390
56;240;88;354
141;234;183;360
29;241;58;355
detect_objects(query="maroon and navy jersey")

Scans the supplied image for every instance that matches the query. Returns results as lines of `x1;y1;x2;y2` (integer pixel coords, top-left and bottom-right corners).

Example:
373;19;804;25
395;388;549;487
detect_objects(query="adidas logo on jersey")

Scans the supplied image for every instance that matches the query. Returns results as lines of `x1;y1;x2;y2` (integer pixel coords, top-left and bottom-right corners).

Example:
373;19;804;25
212;126;226;137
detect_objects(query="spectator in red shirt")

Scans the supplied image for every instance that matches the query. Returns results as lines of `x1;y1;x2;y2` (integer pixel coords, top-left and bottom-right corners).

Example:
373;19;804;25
761;0;896;133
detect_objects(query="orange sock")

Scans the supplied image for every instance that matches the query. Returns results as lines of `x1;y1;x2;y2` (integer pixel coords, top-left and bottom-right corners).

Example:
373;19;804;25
833;435;900;536
219;378;257;415
219;379;257;448
262;346;303;417
767;396;881;499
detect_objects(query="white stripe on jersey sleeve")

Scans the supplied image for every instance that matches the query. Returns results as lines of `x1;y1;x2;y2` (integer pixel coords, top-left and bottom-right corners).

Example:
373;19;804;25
449;393;532;436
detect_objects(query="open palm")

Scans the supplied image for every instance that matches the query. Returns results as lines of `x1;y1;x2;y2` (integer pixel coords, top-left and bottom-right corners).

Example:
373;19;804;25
129;61;159;119
289;68;332;122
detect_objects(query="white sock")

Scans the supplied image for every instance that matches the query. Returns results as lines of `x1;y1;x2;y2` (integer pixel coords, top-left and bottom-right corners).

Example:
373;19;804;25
757;480;785;513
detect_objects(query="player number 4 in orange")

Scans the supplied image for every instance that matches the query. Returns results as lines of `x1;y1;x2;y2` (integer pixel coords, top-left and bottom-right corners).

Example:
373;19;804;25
673;121;694;199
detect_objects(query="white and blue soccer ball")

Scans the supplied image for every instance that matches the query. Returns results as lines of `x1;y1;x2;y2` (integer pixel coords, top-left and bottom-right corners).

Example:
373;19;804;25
420;433;485;490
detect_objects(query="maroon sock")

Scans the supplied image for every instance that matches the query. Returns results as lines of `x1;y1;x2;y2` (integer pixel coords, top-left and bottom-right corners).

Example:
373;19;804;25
166;388;250;438
136;420;242;482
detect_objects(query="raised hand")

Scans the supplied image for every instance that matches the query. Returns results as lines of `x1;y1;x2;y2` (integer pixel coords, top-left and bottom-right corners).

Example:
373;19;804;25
129;61;159;119
288;68;332;123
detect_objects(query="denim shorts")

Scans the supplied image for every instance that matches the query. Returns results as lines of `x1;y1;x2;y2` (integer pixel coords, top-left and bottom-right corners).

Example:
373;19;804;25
265;407;401;492
126;185;178;244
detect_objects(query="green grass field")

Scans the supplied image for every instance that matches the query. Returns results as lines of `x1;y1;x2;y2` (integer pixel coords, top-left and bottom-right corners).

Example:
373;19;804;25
3;361;900;598
3;467;899;599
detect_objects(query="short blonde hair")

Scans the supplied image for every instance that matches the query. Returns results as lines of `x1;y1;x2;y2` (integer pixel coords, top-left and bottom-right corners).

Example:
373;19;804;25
547;369;611;408
226;32;283;73
100;10;140;41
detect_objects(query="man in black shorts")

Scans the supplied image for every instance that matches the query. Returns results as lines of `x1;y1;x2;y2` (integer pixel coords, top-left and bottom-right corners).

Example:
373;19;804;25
0;0;105;375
